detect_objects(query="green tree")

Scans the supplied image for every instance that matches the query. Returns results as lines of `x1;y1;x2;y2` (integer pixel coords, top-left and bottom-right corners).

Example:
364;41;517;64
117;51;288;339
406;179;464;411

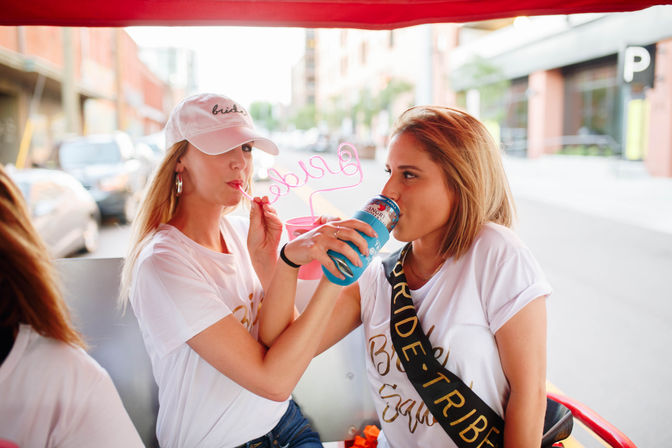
291;103;317;130
249;101;278;131
378;78;413;111
459;56;510;122
354;87;376;128
350;79;415;132
318;78;414;135
320;97;348;130
355;79;414;130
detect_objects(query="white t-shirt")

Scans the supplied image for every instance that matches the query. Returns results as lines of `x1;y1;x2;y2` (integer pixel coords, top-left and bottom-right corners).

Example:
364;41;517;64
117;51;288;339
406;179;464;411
130;216;289;448
0;324;143;448
358;223;552;448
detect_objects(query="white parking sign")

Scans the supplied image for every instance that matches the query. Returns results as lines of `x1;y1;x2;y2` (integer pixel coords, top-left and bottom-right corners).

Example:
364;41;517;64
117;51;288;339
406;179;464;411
623;45;656;86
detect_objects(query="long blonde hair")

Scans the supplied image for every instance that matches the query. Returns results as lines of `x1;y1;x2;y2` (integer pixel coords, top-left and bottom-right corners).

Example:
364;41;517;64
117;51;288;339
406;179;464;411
0;165;85;347
119;140;252;307
390;106;515;260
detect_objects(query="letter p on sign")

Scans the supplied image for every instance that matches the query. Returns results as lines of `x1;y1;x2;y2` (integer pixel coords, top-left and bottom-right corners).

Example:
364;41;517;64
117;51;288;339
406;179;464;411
624;46;651;83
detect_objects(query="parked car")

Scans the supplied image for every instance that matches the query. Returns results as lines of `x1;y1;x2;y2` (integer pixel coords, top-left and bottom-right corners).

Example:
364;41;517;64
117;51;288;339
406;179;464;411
58;132;148;223
135;131;166;159
133;141;161;180
8;167;100;258
308;133;333;153
135;131;165;176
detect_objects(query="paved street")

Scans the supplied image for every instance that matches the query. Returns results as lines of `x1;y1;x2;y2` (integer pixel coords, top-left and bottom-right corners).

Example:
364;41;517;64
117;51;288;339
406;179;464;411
82;147;671;447
517;198;672;447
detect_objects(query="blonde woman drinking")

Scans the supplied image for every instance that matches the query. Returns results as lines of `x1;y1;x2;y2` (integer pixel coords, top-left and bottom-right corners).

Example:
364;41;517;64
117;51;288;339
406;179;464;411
120;93;375;448
261;106;551;448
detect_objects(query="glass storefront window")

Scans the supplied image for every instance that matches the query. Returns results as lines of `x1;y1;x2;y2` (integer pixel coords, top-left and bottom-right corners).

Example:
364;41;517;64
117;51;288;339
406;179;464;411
501;77;529;156
563;56;620;155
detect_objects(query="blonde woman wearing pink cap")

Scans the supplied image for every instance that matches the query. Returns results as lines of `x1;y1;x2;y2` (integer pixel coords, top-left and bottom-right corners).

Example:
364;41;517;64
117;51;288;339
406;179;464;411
119;93;374;448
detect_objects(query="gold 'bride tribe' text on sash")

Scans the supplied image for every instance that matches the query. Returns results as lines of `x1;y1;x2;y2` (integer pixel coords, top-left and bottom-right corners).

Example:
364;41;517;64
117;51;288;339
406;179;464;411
385;244;504;448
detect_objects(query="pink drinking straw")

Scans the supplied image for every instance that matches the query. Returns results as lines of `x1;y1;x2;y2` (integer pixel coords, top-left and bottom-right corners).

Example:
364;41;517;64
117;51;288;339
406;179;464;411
307;142;362;217
237;184;254;201
237;142;363;218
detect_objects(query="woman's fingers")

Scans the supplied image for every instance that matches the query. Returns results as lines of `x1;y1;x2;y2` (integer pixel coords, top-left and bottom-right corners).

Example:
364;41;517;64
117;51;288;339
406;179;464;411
313;221;370;267
313;215;340;225
328;238;363;268
319;221;374;249
314;251;347;280
262;203;282;225
249;198;283;249
339;218;377;238
252;197;280;224
283;218;375;272
329;225;369;257
249;197;263;227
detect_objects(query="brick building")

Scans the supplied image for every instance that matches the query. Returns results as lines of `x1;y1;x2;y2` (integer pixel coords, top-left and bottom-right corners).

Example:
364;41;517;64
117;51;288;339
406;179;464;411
0;26;173;167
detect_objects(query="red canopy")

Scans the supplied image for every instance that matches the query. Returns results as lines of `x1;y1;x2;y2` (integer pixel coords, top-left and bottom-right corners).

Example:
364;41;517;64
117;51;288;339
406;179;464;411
2;0;668;29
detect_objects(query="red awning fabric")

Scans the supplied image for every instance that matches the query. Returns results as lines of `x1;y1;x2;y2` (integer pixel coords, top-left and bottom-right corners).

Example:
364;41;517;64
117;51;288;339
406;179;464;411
2;0;669;29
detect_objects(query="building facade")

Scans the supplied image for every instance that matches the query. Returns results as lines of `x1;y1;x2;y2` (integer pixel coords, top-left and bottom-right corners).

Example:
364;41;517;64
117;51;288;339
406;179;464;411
0;26;173;167
291;29;316;111
307;6;672;177
448;6;672;177
314;26;429;146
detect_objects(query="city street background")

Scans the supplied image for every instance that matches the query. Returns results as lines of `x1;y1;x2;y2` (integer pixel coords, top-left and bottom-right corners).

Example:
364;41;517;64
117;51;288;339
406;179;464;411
4;10;671;445
84;147;672;447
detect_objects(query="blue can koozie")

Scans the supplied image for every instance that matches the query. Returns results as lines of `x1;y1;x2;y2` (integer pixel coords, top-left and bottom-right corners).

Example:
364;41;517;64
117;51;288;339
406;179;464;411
323;195;400;286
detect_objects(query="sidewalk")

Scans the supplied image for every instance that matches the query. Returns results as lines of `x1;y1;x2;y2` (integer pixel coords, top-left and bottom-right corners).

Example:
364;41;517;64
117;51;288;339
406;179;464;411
502;154;672;235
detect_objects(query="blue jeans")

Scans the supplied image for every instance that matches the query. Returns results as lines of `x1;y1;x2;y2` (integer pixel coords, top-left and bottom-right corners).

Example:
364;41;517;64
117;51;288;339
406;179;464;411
235;400;322;448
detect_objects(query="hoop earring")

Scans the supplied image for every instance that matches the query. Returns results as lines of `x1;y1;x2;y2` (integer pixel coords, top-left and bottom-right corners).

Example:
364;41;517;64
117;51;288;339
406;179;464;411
175;172;183;197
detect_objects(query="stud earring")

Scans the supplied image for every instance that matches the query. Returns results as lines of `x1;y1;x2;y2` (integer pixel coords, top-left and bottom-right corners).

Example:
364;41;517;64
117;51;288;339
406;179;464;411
175;172;183;197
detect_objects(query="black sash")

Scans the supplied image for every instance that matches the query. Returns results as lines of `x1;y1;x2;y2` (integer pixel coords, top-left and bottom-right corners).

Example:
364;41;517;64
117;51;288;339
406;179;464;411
384;244;504;448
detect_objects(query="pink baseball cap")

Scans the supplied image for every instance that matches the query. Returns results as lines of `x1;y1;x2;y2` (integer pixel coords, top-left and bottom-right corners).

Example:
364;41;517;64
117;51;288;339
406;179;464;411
164;93;279;156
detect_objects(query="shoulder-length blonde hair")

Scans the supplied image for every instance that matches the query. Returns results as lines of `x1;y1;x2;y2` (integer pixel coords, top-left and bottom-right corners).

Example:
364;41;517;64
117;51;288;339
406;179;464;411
119;140;252;307
0;166;85;347
390;106;515;260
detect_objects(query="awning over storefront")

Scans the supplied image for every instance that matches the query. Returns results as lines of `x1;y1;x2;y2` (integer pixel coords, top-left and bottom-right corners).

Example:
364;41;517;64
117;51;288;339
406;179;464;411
1;0;668;29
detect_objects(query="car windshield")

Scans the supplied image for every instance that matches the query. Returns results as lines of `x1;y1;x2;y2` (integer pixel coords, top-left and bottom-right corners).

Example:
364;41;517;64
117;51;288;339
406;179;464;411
60;141;121;168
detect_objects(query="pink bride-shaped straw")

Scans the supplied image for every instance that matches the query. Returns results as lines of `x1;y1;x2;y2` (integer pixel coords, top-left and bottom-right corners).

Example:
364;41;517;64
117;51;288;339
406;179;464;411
237;185;255;201
238;142;363;217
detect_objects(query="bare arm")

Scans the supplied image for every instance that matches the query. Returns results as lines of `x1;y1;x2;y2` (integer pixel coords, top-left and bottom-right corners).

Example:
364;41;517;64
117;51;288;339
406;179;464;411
247;197;283;291
259;269;363;358
189;214;374;402
495;297;547;448
187;273;343;402
258;217;374;347
315;282;363;355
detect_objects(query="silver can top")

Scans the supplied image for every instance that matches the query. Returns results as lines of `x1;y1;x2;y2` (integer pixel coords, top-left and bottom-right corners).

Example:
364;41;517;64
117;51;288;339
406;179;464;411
361;195;400;232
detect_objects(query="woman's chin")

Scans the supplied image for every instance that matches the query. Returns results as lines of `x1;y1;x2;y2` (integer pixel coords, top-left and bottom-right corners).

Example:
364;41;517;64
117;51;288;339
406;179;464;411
392;228;411;242
220;190;245;206
224;198;243;208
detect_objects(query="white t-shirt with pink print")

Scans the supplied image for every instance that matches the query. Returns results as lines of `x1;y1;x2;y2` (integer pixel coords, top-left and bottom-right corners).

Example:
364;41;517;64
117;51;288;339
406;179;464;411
358;222;552;448
130;215;288;448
